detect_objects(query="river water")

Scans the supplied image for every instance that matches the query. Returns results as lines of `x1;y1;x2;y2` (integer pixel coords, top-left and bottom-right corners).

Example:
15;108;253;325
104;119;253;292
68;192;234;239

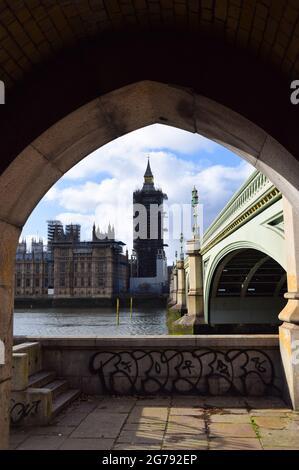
13;307;169;337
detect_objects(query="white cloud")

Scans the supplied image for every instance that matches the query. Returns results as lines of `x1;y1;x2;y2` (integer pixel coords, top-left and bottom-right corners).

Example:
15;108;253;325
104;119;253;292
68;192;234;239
46;148;254;262
22;124;257;264
60;124;216;181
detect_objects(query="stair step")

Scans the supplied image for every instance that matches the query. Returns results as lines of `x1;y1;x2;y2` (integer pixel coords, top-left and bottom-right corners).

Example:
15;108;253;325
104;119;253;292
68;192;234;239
44;379;68;400
28;370;56;388
52;389;81;418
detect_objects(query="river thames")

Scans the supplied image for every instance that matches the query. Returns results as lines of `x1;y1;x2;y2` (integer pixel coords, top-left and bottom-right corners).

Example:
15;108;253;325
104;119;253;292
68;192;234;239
14;307;170;336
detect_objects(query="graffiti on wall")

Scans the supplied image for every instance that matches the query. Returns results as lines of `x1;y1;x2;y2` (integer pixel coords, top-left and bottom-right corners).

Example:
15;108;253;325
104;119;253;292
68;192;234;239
90;349;281;396
10;399;41;424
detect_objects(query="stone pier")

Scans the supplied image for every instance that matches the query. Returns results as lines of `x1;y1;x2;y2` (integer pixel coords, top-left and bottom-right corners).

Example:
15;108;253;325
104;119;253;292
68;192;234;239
0;221;20;449
170;259;186;314
279;198;299;410
178;240;204;327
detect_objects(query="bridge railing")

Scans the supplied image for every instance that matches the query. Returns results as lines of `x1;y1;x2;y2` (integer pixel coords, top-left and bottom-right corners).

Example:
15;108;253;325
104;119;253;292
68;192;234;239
202;170;280;250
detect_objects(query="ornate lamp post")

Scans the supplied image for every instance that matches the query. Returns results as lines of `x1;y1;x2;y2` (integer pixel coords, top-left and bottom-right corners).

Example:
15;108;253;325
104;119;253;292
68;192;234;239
191;186;199;240
180;232;184;260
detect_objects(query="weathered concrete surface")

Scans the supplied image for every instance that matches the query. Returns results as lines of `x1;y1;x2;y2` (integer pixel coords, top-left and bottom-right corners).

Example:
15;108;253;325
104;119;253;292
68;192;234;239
10;395;299;450
279;323;299;410
13;335;284;399
0;221;20;450
12;353;28;391
279;198;299;323
278;198;299;410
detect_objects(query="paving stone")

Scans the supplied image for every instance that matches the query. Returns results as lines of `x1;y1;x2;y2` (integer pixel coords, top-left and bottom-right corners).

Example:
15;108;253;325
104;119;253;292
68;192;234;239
59;438;114;450
10;395;299;451
209;413;251;423
162;443;207;450
136;397;171;406
169;407;205;416
9;430;31;449
55;412;88;426
209;437;263;450
113;444;161;450
29;425;76;437
70;411;127;439
70;401;99;413
17;435;66;450
162;436;208;450
284;420;299;431
249;409;292;416
168;415;206;433
209;422;257;438
214;408;249;414
117;429;164;445
97;402;135;413
252;416;289;429
165;427;205;437
260;429;299;449
128;406;168;423
171;396;206;407
122;422;166;432
204;397;247;408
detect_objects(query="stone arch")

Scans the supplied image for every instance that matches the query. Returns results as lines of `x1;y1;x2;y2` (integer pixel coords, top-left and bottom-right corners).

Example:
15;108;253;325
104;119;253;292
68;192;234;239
204;239;287;323
1;81;299;231
1;80;299;447
207;247;287;326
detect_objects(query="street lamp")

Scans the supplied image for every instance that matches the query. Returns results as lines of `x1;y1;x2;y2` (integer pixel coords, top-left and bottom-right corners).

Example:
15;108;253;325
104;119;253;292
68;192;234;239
180;232;184;260
191;186;199;240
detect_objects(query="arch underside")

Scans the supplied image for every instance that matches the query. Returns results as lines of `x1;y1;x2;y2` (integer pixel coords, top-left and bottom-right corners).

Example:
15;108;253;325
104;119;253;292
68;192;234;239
209;248;287;325
1;30;299;179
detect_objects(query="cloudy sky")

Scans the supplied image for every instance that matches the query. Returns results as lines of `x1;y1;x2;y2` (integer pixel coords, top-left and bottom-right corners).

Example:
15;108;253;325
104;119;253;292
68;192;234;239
21;124;254;263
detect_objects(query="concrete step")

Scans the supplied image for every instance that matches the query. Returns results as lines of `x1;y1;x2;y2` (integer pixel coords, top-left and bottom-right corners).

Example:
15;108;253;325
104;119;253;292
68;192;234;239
28;370;56;388
45;380;68;400
52;389;81;418
13;342;42;375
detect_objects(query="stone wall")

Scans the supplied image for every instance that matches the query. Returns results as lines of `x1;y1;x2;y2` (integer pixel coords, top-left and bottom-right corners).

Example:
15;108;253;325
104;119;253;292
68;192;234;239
14;335;286;399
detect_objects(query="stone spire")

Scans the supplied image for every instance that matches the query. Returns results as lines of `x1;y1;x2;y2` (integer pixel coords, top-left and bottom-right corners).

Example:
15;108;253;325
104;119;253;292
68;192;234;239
143;157;154;190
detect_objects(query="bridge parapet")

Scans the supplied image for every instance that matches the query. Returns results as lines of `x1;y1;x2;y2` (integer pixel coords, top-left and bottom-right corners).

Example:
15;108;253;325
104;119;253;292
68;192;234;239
202;170;281;253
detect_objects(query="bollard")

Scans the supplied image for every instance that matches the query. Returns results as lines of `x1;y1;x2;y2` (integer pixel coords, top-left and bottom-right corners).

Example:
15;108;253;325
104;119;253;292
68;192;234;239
130;297;133;319
116;297;120;325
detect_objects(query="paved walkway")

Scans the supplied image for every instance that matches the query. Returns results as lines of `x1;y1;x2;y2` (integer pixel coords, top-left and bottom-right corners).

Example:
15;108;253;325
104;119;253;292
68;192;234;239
10;395;299;450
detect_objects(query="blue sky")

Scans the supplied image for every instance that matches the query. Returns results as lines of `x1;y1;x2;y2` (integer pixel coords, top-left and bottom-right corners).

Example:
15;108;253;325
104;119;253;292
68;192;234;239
21;124;254;263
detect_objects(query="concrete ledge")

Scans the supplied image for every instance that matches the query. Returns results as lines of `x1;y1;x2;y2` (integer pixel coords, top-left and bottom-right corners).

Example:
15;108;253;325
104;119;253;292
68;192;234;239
14;334;279;350
13;335;283;397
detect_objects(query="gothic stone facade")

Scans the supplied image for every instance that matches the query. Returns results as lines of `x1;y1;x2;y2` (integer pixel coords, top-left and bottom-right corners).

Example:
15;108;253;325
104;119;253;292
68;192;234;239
133;160;167;278
15;224;129;299
15;240;51;298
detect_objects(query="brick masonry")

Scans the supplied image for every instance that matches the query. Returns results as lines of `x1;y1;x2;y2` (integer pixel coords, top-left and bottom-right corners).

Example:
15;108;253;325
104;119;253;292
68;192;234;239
0;1;299;89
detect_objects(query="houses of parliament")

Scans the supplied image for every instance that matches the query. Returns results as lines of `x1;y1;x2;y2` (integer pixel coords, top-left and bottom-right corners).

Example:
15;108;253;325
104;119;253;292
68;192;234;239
14;160;168;302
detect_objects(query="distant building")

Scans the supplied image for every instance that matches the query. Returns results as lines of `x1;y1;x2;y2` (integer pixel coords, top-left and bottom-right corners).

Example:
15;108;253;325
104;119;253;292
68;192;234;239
15;239;50;298
15;222;129;300
130;159;168;294
52;223;129;298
